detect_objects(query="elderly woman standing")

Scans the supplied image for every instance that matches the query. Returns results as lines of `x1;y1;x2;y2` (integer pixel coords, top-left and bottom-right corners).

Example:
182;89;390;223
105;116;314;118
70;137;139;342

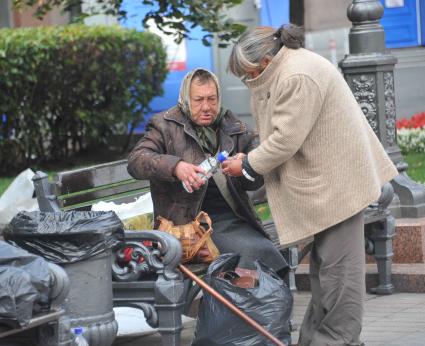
127;68;288;276
223;25;398;346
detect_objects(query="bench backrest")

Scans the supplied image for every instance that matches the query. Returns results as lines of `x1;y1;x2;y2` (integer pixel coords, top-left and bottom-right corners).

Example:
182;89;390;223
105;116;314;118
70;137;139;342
34;158;269;210
33;160;150;212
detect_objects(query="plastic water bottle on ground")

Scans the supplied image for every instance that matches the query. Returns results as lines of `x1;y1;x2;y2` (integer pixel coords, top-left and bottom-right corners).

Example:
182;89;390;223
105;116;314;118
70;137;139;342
73;327;89;346
182;150;229;192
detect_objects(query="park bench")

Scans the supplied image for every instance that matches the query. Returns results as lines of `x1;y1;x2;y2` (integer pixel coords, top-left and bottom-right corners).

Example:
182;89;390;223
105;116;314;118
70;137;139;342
31;159;396;344
30;159;299;344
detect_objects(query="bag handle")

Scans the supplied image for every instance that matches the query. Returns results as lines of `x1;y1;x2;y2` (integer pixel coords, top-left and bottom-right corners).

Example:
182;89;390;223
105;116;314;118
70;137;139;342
186;212;213;260
194;211;212;232
186;228;213;260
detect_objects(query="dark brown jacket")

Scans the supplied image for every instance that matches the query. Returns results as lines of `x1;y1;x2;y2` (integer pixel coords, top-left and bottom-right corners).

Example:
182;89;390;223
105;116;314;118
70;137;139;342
127;106;266;236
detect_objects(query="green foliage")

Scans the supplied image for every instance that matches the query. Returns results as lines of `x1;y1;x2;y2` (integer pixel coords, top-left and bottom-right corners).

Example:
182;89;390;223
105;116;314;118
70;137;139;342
12;0;246;46
255;202;272;222
0;177;14;197
404;151;425;185
0;25;167;174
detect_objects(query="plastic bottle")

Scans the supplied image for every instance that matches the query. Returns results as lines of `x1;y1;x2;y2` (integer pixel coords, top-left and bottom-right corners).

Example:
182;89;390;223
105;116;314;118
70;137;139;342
73;327;89;346
182;150;229;192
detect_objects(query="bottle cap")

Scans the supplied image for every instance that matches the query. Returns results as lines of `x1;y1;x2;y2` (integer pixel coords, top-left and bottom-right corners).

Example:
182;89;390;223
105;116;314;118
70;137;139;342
217;151;229;163
74;327;84;335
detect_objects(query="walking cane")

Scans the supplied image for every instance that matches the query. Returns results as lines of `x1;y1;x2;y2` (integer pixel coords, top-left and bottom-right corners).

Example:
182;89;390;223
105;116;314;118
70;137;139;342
179;264;287;346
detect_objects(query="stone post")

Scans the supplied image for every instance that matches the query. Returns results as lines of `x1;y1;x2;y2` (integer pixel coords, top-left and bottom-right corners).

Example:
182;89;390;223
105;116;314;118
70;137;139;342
339;0;425;218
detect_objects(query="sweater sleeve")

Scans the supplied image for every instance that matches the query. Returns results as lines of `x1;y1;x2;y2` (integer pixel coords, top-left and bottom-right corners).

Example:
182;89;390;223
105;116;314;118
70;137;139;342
248;74;323;175
234;126;264;191
127;116;181;182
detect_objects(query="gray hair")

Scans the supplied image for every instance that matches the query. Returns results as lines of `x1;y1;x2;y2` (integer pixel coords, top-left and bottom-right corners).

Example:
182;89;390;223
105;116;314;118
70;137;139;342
228;24;304;78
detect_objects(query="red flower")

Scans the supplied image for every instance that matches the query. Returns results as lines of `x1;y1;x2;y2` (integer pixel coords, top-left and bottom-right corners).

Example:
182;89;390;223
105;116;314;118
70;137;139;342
396;112;425;129
396;118;410;129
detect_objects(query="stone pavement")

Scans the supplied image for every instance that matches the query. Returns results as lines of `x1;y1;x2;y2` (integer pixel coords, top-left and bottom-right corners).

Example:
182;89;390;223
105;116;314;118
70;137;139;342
291;292;425;346
113;291;425;346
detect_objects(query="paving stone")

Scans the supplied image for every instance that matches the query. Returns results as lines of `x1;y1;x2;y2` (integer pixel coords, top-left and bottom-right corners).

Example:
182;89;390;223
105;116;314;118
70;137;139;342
112;292;425;346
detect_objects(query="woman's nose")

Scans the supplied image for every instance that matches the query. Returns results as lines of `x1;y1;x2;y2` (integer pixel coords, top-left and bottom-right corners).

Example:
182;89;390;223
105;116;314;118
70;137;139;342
201;100;210;110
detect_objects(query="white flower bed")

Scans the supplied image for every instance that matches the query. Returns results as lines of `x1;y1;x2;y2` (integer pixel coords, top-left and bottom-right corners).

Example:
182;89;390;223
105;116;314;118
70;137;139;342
397;128;425;153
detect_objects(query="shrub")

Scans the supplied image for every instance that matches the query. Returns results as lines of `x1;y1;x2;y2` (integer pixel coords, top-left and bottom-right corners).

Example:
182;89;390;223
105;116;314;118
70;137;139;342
396;112;425;154
0;25;167;174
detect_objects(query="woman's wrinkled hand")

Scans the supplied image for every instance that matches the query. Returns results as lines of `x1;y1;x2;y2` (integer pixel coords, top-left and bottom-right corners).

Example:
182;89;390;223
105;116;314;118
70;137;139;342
232;153;246;160
174;161;207;193
222;157;243;177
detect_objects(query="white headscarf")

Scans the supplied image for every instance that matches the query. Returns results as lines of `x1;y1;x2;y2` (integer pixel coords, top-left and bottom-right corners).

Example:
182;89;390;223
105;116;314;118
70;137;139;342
177;68;221;119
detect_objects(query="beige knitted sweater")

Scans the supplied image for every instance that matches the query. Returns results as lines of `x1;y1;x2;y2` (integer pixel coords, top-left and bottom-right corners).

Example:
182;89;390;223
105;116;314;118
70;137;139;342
246;47;398;246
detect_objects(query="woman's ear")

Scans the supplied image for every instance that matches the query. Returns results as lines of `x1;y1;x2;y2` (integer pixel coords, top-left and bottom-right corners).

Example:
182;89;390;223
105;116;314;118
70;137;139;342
260;56;272;70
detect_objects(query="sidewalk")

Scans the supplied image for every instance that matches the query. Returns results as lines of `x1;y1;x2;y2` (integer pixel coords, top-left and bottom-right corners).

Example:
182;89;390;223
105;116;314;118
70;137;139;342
113;291;425;346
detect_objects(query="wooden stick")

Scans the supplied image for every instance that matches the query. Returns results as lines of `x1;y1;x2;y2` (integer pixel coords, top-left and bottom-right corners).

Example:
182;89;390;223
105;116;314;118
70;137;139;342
179;264;287;346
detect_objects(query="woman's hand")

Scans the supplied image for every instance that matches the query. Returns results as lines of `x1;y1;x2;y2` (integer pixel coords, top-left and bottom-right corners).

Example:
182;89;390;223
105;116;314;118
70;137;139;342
174;161;207;193
232;153;246;160
222;157;243;177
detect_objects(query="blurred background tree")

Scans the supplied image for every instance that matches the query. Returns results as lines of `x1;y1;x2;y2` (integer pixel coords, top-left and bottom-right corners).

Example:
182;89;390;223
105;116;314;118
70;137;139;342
12;0;247;46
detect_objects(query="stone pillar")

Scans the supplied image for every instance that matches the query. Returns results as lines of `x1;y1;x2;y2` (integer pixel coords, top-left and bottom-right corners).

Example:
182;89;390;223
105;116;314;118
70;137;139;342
339;0;425;218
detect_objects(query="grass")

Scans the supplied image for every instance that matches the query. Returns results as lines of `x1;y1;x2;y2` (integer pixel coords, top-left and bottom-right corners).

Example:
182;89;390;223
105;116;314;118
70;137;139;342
404;152;425;184
255;203;272;221
0;177;15;197
0;170;60;198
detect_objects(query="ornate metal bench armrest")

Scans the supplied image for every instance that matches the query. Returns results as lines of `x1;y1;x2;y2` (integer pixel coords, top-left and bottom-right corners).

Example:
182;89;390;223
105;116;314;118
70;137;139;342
366;182;395;217
112;230;183;282
32;171;61;212
376;182;395;211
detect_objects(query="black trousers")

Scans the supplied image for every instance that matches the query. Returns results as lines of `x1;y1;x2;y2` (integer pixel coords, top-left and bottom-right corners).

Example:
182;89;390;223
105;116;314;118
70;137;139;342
209;212;288;273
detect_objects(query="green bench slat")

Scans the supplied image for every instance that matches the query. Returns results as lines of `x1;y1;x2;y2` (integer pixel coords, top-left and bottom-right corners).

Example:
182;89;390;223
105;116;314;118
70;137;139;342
58;182;150;209
54;159;133;194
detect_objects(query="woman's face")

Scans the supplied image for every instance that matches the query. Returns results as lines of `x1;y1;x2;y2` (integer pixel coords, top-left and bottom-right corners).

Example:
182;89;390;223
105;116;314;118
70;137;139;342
245;67;263;79
189;78;219;127
244;57;271;81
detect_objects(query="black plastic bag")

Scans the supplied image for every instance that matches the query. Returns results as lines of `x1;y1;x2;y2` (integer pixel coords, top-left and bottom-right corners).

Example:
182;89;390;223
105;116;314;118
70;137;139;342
0;241;52;327
4;211;124;264
192;253;293;346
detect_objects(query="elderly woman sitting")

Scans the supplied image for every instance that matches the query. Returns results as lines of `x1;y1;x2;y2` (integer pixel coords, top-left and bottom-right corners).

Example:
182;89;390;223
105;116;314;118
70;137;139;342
127;68;287;276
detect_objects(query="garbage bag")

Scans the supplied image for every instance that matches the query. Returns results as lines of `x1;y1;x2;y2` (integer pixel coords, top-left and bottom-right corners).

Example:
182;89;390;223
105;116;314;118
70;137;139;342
192;253;293;346
0;241;52;327
4;211;124;264
0;168;38;228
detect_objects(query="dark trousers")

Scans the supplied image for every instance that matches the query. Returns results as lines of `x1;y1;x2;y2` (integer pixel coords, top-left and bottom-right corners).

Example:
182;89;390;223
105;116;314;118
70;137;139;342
210;212;288;273
299;211;365;346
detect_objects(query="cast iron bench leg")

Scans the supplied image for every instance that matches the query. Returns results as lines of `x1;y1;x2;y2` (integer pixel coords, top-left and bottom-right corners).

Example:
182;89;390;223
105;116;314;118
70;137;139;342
366;215;396;295
155;276;185;346
287;246;299;293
